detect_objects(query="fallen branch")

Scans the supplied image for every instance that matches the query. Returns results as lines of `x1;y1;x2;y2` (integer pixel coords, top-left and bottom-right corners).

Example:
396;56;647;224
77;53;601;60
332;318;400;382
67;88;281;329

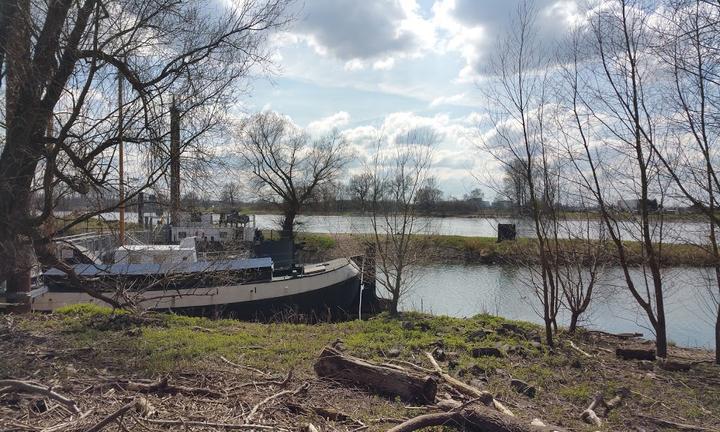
246;382;308;422
580;388;628;426
41;409;94;432
108;377;225;398
286;402;357;424
604;387;629;412
0;379;80;414
588;330;643;340
227;370;293;392
140;418;283;430
388;359;436;375
314;346;436;403
86;398;150;432
423;352;514;417
386;404;566;432
635;414;717;432
567;341;592;358
220;355;269;376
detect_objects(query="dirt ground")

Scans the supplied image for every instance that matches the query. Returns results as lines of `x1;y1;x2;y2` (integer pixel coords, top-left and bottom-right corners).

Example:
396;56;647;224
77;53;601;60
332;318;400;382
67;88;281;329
1;308;718;431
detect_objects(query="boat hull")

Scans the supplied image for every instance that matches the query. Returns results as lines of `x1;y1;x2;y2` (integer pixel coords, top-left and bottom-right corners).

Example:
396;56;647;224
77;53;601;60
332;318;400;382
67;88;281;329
32;258;378;320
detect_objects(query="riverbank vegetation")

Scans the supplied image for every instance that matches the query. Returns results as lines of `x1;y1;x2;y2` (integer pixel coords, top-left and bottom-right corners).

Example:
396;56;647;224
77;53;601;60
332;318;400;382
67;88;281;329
2;306;717;431
296;232;719;268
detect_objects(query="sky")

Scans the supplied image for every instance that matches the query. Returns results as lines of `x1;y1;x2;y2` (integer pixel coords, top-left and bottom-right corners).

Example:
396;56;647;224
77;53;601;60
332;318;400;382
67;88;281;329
238;0;586;199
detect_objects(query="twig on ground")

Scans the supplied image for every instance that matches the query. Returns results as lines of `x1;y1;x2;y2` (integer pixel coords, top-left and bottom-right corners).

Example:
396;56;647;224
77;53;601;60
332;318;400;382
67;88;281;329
228;370;293;393
139;418;285;430
635;414;717;432
105;377;225;398
423;352;514;417
86;398;150;432
568;341;592;358
246;382;309;422
220;355;269;377
0;379;81;414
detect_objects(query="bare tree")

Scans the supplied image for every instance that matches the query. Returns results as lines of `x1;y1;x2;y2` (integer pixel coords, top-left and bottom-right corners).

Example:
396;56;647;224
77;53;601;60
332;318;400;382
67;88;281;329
0;0;293;310
368;129;436;315
347;173;373;213
579;0;670;357
414;177;443;214
481;2;561;346
235;111;349;237
220;182;242;207
650;0;720;363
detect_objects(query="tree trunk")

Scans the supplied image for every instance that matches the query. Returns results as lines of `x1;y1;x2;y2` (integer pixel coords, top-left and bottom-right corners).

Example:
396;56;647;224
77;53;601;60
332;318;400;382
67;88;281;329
313;346;436;403
716;305;719;365
544;318;553;347
655;315;668;358
389;295;399;315
281;209;296;238
569;312;579;334
1;0;36;313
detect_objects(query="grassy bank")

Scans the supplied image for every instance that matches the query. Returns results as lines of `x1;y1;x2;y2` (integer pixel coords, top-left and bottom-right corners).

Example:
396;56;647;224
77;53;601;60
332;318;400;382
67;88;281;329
1;306;717;431
296;232;717;267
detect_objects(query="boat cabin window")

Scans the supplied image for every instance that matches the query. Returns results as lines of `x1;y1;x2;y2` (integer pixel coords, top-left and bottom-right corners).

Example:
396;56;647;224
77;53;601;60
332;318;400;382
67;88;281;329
219;231;228;239
178;231;187;239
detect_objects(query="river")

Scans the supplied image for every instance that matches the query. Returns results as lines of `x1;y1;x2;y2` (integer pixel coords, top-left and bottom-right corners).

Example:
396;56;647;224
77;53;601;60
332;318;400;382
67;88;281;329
395;264;717;349
79;211;712;244
253;214;711;245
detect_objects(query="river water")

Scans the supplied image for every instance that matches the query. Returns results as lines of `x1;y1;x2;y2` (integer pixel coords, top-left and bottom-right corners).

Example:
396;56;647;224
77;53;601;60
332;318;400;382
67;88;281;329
253;214;712;245
395;264;717;349
80;212;711;244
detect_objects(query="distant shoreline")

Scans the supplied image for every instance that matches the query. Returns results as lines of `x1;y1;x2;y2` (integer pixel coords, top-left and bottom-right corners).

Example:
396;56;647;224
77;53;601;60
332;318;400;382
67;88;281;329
296;232;718;268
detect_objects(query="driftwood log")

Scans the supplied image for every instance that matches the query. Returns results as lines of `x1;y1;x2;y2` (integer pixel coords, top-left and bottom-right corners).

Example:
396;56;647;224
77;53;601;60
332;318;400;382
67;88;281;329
616;347;656;361
387;404;567;432
314;346;437;403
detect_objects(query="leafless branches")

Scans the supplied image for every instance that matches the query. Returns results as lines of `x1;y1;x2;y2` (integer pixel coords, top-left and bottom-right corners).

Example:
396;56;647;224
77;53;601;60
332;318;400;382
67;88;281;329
367;129;436;315
0;0;294;308
234;111;349;237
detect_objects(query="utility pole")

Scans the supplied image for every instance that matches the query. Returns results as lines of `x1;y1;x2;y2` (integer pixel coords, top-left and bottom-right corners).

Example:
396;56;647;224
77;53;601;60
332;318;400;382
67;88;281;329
118;72;125;245
170;95;181;226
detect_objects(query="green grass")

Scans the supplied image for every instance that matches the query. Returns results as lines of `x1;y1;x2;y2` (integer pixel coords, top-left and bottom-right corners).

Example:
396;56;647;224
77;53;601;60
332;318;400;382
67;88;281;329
33;307;542;374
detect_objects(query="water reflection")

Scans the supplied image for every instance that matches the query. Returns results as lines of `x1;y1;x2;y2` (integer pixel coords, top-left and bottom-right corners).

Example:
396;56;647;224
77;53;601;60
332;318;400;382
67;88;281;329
396;264;716;349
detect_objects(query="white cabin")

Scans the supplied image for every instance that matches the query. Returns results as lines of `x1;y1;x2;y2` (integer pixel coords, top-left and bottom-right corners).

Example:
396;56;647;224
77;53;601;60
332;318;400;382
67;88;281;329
114;237;197;264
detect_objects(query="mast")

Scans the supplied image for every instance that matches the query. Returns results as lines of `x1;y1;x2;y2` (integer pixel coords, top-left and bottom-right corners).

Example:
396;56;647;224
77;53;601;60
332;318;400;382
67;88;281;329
170;95;180;225
118;71;125;245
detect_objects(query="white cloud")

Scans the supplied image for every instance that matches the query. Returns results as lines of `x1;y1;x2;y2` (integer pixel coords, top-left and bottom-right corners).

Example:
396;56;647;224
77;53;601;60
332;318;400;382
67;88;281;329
344;59;366;71
307;111;351;135
429;93;466;107
372;57;395;70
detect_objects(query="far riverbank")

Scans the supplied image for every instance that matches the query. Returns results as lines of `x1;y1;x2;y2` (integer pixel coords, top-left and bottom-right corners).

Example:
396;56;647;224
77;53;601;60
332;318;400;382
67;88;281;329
296;232;718;267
